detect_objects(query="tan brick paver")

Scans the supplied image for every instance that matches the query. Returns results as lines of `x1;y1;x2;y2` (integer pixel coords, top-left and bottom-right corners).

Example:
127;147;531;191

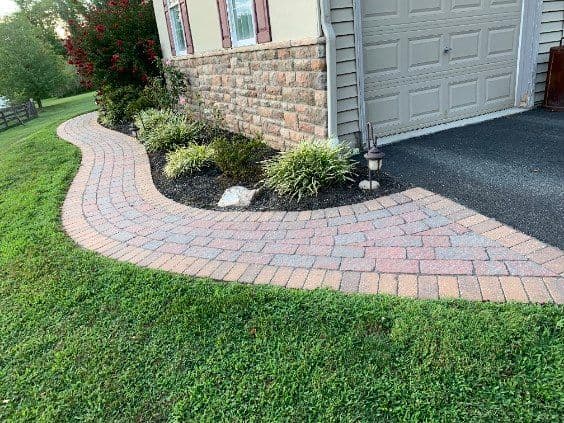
57;113;564;304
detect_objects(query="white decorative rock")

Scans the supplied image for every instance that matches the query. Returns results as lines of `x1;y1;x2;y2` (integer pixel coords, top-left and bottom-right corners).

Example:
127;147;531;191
359;180;380;191
218;186;257;208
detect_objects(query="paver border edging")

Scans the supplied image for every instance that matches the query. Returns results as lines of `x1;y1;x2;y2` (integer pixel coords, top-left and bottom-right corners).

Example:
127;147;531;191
56;112;564;304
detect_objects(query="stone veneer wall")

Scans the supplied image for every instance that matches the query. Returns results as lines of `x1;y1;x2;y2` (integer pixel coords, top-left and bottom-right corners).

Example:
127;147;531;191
172;37;328;150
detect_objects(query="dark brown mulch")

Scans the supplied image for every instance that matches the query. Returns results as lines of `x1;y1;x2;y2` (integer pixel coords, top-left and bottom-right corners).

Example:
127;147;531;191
104;119;410;211
149;151;411;212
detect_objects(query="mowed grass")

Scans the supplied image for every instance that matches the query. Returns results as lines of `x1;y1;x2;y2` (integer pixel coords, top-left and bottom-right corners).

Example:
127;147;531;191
0;93;563;422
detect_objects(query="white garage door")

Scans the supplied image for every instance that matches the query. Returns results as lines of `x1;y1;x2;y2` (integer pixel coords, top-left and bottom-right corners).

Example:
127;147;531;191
362;0;523;136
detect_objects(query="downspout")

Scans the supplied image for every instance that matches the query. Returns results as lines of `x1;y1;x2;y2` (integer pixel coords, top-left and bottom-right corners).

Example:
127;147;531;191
319;0;339;145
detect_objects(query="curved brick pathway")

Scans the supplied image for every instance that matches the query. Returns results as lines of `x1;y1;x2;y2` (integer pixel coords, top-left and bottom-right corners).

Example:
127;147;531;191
57;113;564;304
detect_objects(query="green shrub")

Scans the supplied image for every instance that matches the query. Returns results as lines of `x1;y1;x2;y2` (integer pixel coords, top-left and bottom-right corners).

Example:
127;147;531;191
135;109;224;152
212;135;271;181
189;119;225;145
97;85;156;126
143;114;194;152
135;109;176;140
164;145;215;179
263;140;356;201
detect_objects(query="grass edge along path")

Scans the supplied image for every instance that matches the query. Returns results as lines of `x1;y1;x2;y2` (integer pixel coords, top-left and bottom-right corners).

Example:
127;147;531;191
0;93;562;421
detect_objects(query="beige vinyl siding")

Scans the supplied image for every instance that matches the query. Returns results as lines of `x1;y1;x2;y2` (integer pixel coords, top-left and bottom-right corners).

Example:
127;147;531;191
331;0;361;144
153;0;172;59
535;0;564;104
154;0;320;58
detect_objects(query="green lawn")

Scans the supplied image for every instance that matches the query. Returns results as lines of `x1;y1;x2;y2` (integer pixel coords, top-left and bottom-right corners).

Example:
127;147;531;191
0;93;562;422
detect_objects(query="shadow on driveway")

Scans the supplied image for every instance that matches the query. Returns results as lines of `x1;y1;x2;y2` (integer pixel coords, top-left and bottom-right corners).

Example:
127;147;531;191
382;108;564;249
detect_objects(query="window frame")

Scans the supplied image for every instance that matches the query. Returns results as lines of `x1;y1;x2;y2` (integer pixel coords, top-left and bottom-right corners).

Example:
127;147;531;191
168;0;188;56
226;0;257;48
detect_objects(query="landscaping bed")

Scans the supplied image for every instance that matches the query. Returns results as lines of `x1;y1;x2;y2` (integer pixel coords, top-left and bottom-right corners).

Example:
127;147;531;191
106;109;410;212
95;58;411;212
149;149;409;211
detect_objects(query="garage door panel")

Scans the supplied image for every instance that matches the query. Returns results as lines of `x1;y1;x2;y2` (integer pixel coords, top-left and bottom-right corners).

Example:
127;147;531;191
490;0;520;9
364;42;400;74
409;36;442;69
449;30;481;62
362;0;522;28
364;0;400;19
365;59;517;92
366;94;401;126
409;0;443;15
365;68;516;136
364;19;519;83
450;79;479;111
410;86;442;119
362;0;521;135
485;72;513;104
487;26;518;57
452;0;483;12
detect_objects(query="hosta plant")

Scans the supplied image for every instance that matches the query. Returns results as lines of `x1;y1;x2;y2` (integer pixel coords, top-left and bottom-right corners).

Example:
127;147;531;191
263;140;356;201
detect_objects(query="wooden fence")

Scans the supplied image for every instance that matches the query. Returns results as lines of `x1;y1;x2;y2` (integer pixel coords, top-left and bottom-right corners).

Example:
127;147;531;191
0;100;38;131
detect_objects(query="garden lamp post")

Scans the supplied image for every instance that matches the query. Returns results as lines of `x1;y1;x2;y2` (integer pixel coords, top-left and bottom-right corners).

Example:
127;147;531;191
364;122;385;190
130;123;139;139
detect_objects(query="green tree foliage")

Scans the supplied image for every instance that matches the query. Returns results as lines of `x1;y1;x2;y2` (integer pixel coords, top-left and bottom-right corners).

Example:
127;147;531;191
0;15;70;107
14;0;88;55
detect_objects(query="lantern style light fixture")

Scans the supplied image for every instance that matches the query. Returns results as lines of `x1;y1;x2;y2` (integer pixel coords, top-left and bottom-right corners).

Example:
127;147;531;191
130;123;139;139
364;122;385;190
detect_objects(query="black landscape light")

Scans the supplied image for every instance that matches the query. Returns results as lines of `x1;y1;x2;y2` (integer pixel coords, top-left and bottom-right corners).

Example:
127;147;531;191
364;122;385;190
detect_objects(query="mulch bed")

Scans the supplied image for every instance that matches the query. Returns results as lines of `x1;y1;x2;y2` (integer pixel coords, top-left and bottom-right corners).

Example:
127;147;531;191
148;151;410;212
104;118;410;211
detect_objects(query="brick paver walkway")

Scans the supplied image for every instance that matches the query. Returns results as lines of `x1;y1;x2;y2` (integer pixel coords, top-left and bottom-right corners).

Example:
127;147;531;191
57;113;564;303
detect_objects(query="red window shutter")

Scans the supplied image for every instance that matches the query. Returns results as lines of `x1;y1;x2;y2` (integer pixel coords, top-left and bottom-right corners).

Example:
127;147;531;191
162;0;176;56
178;0;194;54
216;0;232;48
253;0;271;44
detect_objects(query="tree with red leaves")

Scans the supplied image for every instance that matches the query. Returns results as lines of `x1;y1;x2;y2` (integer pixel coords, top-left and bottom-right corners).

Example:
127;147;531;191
65;0;161;90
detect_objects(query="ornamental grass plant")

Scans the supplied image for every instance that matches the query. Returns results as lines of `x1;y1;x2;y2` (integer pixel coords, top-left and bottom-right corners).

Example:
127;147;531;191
263;140;356;201
164;144;215;179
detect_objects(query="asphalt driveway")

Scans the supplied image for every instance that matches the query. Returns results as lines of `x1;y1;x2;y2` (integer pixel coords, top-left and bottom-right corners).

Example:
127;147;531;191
381;108;564;249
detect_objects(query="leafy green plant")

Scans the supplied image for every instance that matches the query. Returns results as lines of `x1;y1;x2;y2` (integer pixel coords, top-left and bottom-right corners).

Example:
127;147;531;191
139;62;191;111
263;140;356;201
143;114;194;152
134;108;176;140
164;144;215;179
188;119;225;146
212;135;271;181
0;14;73;108
97;85;150;126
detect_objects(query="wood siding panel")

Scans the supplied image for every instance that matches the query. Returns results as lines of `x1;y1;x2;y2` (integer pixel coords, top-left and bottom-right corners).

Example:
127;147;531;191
331;0;360;139
535;0;564;103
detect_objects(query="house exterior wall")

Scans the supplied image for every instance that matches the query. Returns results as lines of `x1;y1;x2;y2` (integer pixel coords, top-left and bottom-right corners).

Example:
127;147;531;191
535;0;564;104
186;0;224;54
330;0;361;146
269;0;321;43
153;0;321;58
173;38;328;150
154;0;172;59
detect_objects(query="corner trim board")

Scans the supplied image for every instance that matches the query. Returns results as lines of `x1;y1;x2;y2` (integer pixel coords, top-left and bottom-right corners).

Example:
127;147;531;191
515;0;543;108
352;0;367;146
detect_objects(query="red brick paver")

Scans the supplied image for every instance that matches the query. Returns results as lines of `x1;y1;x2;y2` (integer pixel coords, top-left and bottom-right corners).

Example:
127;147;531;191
57;113;564;304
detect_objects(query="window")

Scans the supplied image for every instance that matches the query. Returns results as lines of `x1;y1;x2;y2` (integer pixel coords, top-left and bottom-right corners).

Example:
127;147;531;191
226;0;257;47
168;0;187;55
